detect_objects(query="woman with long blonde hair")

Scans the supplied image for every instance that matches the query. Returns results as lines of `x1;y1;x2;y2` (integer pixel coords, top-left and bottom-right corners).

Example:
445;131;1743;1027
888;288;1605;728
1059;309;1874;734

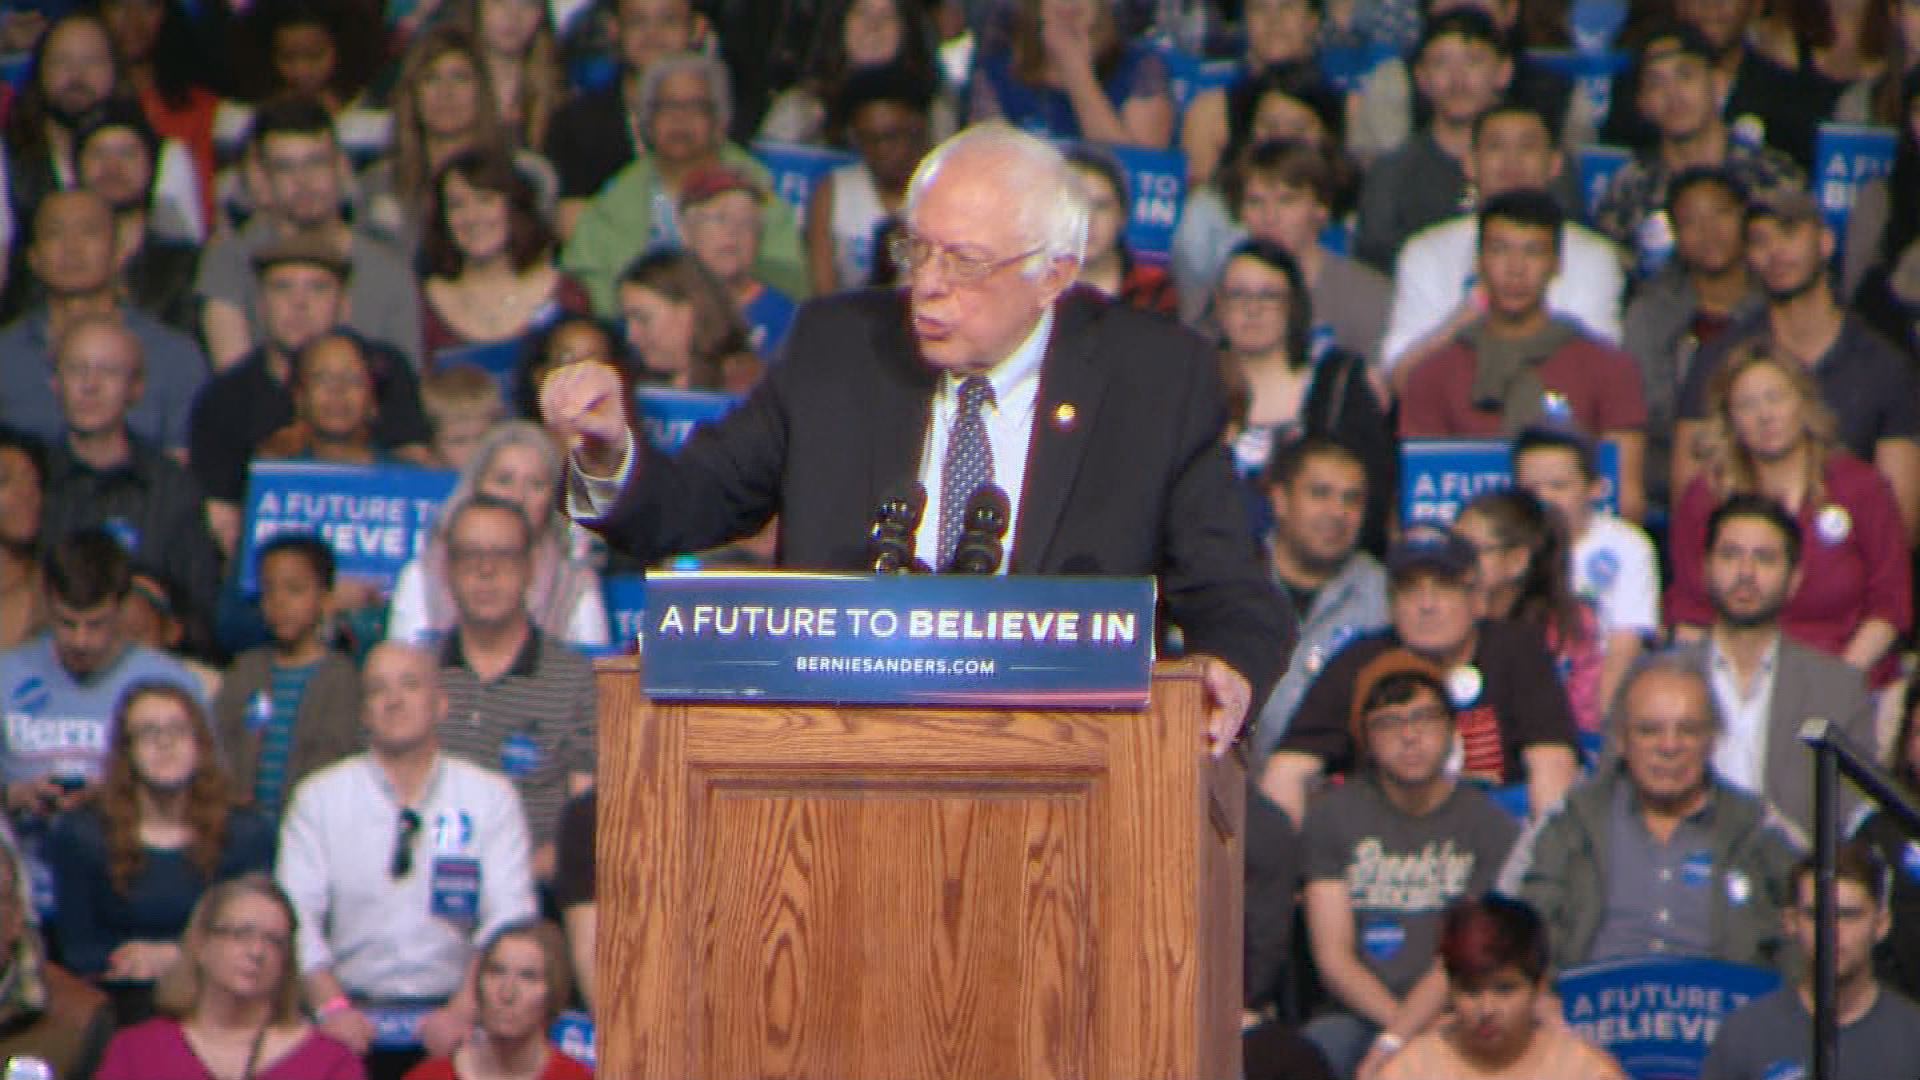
94;873;366;1079
1665;343;1911;686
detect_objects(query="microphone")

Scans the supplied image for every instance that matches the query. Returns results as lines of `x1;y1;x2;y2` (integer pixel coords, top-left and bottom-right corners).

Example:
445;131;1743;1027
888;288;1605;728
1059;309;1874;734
945;484;1011;574
866;482;927;573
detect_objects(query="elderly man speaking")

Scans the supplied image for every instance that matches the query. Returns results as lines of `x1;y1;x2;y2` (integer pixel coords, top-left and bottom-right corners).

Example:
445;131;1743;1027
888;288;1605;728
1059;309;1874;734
540;121;1293;750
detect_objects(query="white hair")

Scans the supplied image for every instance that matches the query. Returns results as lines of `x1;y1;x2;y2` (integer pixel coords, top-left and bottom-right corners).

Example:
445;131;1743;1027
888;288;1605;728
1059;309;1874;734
904;121;1088;275
636;52;733;143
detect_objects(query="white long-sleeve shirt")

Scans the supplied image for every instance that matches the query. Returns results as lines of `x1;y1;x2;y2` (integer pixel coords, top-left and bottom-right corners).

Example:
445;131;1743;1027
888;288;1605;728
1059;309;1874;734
1380;217;1626;372
277;752;535;1001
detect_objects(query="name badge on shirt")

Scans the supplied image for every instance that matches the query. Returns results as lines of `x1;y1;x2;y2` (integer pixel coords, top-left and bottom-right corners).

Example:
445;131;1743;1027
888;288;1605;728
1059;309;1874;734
1679;850;1713;888
500;733;544;780
429;855;482;926
1760;1060;1805;1080
1360;918;1405;962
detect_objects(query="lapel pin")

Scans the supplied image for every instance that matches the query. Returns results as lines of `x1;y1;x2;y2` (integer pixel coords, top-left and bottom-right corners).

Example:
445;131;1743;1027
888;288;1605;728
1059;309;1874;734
1053;403;1077;430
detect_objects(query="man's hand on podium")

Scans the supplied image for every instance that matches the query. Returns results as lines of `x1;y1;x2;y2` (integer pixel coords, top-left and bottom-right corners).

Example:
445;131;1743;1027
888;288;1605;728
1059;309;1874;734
539;358;630;476
1198;656;1252;759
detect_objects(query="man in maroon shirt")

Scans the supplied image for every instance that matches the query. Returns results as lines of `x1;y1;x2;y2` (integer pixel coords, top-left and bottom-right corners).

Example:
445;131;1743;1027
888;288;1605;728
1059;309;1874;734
1400;189;1650;520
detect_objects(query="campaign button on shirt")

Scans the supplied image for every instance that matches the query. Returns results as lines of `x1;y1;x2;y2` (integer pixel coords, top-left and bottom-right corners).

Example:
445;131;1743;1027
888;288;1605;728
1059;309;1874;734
1361;919;1406;962
500;732;544;779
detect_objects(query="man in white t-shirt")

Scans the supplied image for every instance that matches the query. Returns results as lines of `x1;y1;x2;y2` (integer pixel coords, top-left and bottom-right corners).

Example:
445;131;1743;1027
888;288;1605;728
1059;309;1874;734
1511;426;1659;713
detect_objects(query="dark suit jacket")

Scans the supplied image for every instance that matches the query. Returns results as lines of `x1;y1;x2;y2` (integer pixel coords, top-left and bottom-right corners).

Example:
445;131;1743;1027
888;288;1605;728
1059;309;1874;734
587;286;1296;702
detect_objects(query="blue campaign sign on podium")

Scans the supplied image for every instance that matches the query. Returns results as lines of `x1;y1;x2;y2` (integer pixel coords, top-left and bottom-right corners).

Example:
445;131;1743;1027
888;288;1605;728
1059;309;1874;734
237;461;458;594
1558;955;1780;1080
641;572;1157;707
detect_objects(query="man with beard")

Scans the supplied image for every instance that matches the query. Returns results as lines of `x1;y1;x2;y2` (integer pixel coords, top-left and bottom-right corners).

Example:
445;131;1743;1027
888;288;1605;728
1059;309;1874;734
1673;189;1920;537
1621;167;1762;515
1296;649;1519;1079
1692;493;1873;840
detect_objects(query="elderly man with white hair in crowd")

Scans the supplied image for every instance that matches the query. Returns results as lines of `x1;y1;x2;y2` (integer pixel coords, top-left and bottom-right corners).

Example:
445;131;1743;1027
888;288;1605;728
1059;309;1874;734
542;119;1294;753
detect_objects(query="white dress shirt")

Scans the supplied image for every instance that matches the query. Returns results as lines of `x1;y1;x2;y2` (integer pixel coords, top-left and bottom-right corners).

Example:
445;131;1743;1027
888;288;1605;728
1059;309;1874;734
1380;217;1627;371
1707;632;1780;795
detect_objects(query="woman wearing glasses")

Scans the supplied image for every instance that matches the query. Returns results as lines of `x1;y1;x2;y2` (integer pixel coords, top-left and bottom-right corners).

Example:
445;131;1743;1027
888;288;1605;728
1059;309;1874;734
94;872;366;1079
48;683;276;1026
403;920;590;1080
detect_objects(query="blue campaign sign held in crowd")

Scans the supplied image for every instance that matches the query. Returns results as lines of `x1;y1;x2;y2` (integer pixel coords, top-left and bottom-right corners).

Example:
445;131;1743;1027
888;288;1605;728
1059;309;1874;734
238;461;458;594
602;573;648;652
1558;956;1780;1080
634;386;743;452
1527;49;1631;138
752;140;858;221
1401;438;1620;527
1317;44;1398;92
1158;49;1242;112
433;338;527;407
1101;143;1188;265
1814;122;1898;262
1576;145;1634;225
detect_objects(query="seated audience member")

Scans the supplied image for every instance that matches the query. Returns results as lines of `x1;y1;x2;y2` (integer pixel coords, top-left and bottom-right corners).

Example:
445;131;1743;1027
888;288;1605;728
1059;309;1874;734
1261;534;1581;828
1377;896;1627;1080
0;529;204;826
1689;494;1873;839
1505;651;1801;971
420;148;589;360
1399;191;1649;520
1672;189;1920;537
552;790;597;1011
1298;649;1521;1078
1511;426;1659;718
1369;0;1583;146
190;235;433;555
1248;437;1391;763
1452;489;1604;734
966;0;1173;148
196;98;423;372
93;873;369;1080
0;430;46;653
617;249;764;394
278;643;537;1079
1622;167;1762;515
1352;10;1515;273
212;536;363;820
805;62;937;295
48;684;275;1022
415;495;598;880
99;0;224;226
422;364;509;471
360;24;560;253
543;0;708;238
1857;682;1920;1002
1592;23;1805;274
1597;0;1822;171
1700;843;1920;1080
1382;103;1625;383
1666;345;1911;690
678;166;799;360
562;53;807;316
39;314;222;644
1216;239;1394;557
391;424;610;652
65;100;202;336
0;836;114;1078
0;190;206;454
220;4;391;169
1063;145;1174;317
449;0;565;152
258;332;409;468
760;0;957;147
401;919;591;1080
122;571;221;699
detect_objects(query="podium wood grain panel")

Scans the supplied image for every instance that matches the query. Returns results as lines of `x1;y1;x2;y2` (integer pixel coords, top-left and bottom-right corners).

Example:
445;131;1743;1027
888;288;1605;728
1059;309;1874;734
594;657;1242;1080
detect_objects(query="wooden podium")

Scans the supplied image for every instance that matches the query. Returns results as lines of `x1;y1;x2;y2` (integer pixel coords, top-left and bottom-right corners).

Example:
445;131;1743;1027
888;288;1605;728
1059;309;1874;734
592;655;1244;1080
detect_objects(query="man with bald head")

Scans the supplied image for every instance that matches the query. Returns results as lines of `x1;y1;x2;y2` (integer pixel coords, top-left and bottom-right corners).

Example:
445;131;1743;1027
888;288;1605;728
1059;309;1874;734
39;314;220;638
543;121;1293;752
0;189;207;452
278;642;536;1080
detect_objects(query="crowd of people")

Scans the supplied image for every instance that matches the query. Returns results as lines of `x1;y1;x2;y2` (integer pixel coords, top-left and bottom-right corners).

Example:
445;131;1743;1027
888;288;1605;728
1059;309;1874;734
0;0;1916;1077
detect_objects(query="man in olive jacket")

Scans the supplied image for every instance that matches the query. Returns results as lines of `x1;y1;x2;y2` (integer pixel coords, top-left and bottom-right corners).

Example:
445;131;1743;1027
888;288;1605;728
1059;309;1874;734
1498;651;1802;972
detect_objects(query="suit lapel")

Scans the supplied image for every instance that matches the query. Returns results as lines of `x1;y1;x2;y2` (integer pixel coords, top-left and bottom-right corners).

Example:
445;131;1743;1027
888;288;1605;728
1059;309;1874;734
1012;292;1108;572
866;294;938;513
1765;643;1809;823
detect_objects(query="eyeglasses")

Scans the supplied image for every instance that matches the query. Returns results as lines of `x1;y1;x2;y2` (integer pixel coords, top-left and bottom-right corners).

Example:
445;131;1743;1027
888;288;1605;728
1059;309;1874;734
209;922;292;951
1363;704;1449;734
888;231;1043;286
391;808;422;879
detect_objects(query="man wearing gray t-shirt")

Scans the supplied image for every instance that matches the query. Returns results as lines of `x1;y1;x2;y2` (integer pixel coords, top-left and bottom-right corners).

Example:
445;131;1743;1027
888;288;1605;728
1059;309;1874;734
1701;841;1920;1080
1299;648;1520;1079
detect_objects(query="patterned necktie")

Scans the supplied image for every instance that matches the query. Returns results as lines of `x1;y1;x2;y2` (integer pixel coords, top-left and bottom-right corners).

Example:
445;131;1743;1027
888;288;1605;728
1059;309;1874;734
938;375;996;568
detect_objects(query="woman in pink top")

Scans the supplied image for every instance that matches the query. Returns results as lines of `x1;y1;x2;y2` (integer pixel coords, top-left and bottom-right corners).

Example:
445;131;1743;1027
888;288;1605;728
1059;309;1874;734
1376;896;1625;1080
1666;344;1912;687
93;872;366;1080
